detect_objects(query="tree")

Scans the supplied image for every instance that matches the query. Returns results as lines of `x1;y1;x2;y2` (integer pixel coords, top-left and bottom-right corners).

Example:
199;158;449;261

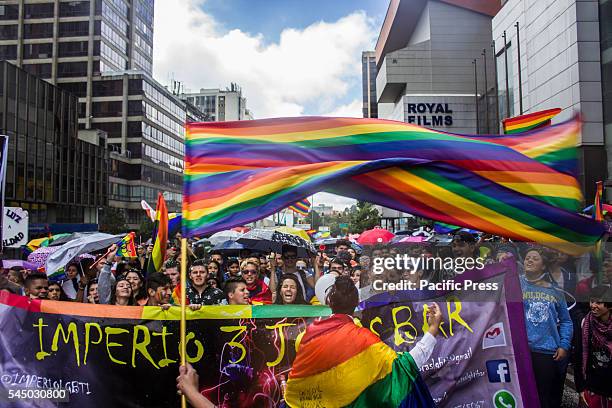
348;201;380;233
98;207;128;234
305;210;323;230
138;218;154;241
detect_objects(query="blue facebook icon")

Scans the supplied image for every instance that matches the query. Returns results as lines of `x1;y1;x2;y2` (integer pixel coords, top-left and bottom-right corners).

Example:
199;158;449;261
486;359;511;383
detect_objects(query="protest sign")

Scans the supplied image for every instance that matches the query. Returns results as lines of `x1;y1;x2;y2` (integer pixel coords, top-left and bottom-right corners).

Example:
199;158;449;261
0;260;536;407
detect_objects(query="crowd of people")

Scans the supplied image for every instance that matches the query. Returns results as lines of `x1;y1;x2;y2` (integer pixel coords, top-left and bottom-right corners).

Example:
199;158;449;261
0;230;611;407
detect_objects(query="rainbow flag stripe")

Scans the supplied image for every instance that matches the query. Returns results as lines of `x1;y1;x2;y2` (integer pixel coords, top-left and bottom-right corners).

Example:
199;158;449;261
594;181;604;222
183;117;604;254
503;108;562;134
288;198;311;216
148;193;168;274
285;314;435;407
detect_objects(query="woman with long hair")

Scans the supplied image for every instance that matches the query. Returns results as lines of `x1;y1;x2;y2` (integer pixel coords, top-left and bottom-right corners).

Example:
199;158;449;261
109;275;135;306
125;269;147;305
48;281;70;301
274;274;307;305
521;247;573;408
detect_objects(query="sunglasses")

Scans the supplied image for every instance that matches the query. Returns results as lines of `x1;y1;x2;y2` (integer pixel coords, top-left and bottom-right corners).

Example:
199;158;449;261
243;269;257;275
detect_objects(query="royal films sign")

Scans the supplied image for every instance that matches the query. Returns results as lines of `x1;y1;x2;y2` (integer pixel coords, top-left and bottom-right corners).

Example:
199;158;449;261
406;103;453;127
3;207;28;248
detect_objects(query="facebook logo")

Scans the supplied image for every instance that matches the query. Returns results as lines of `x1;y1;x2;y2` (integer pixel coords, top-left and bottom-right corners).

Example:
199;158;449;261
486;360;511;383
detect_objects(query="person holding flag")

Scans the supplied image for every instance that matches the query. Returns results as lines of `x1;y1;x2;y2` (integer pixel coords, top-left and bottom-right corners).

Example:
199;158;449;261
147;193;169;275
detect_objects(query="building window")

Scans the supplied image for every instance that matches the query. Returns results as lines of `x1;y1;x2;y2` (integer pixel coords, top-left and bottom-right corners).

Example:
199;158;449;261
496;44;515;119
23;64;52;79
59;1;91;17
0;5;19;20
24;3;55;19
92;79;123;97
57;61;88;78
23;23;54;39
0;25;17;38
58;41;89;58
92;101;123;116
59;21;90;37
0;45;17;60
23;43;52;59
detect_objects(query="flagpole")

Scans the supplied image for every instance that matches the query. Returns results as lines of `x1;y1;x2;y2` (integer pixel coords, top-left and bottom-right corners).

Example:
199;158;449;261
180;238;187;408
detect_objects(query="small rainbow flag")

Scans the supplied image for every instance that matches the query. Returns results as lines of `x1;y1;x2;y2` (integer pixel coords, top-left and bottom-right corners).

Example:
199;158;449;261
285;314;435;407
147;193;168;274
502;108;562;134
116;232;137;258
594;181;604;221
288;198;311;216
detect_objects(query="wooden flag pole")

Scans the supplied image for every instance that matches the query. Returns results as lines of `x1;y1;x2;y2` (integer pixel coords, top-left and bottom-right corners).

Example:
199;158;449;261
180;238;188;408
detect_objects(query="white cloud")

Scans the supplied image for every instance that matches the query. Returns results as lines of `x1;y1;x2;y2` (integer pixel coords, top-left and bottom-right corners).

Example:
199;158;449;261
321;99;363;117
153;0;377;118
313;193;356;211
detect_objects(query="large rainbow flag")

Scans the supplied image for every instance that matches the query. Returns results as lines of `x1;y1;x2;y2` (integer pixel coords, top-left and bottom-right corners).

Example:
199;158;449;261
183;117;604;254
285;314;435;407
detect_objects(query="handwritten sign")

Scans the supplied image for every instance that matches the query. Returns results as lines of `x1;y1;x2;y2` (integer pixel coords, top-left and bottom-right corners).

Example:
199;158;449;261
2;207;28;248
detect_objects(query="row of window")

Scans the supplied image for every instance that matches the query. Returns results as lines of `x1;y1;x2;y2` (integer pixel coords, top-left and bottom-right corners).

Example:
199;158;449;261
101;21;127;54
110;182;181;206
134;16;152;43
141;121;185;155
133;49;152;74
143;144;184;172
1;41;98;61
133;32;152;58
143;101;185;138
104;0;128;19
143;81;186;123
102;1;128;37
101;42;128;71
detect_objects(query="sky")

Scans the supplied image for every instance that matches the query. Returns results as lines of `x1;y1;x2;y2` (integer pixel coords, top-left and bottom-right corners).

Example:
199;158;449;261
153;0;388;210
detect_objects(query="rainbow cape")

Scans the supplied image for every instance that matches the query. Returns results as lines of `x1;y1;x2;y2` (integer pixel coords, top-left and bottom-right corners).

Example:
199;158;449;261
183;117;604;255
288;198;311;216
285;314;435;407
502;108;562;134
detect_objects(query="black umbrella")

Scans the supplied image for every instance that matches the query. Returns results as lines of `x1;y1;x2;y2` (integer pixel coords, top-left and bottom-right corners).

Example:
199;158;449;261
237;229;316;257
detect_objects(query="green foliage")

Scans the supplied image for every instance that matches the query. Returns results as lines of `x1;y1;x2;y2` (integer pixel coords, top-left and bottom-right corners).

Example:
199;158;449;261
138;218;154;241
98;207;128;234
348;201;380;233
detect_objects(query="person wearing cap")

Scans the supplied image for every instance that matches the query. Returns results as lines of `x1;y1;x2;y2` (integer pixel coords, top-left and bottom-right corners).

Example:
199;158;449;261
451;231;478;259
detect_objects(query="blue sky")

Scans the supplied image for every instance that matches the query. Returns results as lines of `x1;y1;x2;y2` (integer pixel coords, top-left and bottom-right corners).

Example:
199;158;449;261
154;0;387;208
198;0;388;116
202;0;388;44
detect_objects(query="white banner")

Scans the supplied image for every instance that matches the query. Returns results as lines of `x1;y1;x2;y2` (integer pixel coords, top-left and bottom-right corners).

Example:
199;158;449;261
2;207;28;248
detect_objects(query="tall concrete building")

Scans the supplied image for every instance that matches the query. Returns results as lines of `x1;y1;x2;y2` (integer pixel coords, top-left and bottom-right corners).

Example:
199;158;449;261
372;0;500;228
0;0;155;131
493;0;606;199
362;51;378;118
181;83;253;121
375;0;500;134
91;71;205;227
0;0;213;228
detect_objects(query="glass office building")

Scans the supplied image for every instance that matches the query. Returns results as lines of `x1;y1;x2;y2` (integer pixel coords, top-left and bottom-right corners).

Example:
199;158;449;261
0;61;108;233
